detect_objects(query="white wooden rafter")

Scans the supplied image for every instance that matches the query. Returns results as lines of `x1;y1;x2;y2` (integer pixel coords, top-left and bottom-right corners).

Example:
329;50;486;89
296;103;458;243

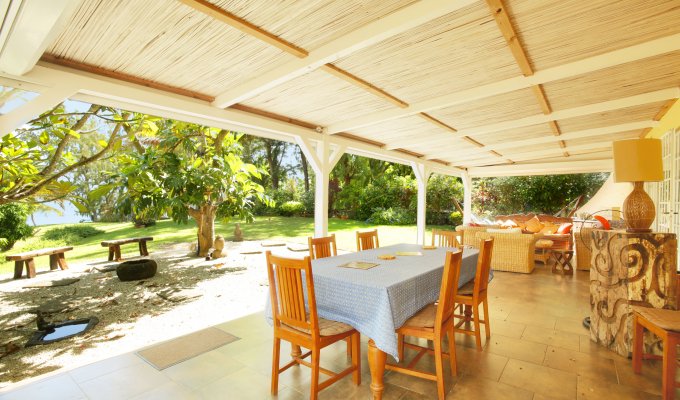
468;159;613;177
211;0;477;108
327;33;680;134
461;171;472;224
0;83;77;134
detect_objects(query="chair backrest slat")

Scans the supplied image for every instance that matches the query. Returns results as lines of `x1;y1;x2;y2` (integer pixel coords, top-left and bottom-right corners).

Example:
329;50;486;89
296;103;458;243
474;238;494;294
435;251;463;329
309;234;338;260
356;229;379;251
266;251;318;336
432;229;463;249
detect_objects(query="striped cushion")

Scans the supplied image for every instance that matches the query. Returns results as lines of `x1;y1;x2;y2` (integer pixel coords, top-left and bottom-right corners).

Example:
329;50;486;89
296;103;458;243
403;304;436;328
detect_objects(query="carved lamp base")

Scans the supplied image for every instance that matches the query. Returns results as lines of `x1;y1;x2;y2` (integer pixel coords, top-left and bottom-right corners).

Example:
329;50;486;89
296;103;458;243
623;181;655;233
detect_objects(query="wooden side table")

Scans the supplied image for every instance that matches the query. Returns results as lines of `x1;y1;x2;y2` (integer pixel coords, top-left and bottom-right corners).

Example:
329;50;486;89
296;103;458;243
550;249;574;275
589;230;677;357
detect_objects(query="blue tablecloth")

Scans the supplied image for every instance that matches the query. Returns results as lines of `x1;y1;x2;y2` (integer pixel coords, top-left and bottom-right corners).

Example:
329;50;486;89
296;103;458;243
265;243;480;360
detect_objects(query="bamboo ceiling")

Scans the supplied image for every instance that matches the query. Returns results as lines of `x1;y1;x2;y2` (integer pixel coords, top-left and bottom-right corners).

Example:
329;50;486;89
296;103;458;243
42;0;680;171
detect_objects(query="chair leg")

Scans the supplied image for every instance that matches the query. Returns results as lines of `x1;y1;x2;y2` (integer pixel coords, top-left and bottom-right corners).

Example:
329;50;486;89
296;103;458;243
473;304;482;350
397;333;405;361
483;298;491;339
632;315;644;374
434;335;446;400
310;348;321;400
346;337;352;358
351;332;361;385
662;335;677;400
271;338;281;395
447;325;457;377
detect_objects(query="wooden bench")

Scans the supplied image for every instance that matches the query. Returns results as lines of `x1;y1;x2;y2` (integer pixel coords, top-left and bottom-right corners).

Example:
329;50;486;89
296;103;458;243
7;246;73;279
101;237;153;261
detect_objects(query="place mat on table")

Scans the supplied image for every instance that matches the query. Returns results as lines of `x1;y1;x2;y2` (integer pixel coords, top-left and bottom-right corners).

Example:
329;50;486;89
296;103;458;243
137;327;239;370
337;261;379;270
395;251;423;256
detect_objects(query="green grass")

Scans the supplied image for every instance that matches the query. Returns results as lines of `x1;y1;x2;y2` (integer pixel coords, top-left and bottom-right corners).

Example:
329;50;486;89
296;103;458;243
0;217;454;275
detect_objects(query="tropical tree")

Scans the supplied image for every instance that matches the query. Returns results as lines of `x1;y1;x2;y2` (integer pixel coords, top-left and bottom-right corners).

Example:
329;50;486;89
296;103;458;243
117;121;269;256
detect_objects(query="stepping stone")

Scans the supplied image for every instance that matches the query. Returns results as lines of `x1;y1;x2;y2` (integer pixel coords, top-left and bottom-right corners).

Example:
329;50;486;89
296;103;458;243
261;241;285;247
156;288;202;303
239;250;262;255
94;265;118;273
287;244;308;252
209;266;247;274
23;278;80;288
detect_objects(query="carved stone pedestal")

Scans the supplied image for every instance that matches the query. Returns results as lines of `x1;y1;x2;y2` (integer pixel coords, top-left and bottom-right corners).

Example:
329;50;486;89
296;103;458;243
589;230;677;357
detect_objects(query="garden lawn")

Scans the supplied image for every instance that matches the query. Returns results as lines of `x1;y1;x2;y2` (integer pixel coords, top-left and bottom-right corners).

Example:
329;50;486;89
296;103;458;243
0;217;454;275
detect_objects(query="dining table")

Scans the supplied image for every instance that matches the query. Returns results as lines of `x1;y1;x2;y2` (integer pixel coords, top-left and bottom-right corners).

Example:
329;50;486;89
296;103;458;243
265;242;481;399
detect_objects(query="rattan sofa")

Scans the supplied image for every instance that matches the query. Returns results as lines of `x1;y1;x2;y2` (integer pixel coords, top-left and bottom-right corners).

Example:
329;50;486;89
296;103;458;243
456;225;538;273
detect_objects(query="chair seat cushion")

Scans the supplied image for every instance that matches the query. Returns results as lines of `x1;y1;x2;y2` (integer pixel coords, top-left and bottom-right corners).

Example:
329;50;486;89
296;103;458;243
403;304;436;328
535;239;554;249
458;280;475;296
633;306;680;332
284;317;355;336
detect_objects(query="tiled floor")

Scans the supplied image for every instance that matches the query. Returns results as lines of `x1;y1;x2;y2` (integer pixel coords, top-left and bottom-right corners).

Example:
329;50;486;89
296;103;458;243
0;265;670;399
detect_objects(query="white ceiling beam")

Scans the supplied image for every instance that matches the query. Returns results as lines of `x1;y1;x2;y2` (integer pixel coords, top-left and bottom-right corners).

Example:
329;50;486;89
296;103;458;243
468;159;613;177
211;0;477;108
5;62;462;177
424;120;655;161
0;84;77;134
327;33;680;134
0;0;82;75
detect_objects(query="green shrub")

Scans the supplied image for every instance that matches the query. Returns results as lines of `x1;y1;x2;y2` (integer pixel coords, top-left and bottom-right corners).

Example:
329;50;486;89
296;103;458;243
43;225;104;244
0;203;34;251
449;211;463;227
279;201;304;216
367;207;415;225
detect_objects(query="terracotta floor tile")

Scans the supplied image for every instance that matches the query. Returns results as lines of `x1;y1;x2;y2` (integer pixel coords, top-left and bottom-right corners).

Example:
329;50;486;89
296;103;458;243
577;375;662;400
521;325;581;351
500;359;577;400
447;375;533;400
484;334;547;365
543;346;617;383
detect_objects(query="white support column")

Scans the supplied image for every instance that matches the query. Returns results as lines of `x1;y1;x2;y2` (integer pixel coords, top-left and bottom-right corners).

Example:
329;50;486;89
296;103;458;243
0;85;76;135
412;162;431;245
295;134;345;237
462;171;473;224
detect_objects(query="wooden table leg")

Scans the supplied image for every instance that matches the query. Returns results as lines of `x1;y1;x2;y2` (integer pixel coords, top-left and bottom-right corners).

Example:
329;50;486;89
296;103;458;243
13;261;24;279
368;339;386;400
56;253;69;270
26;258;36;278
49;254;59;270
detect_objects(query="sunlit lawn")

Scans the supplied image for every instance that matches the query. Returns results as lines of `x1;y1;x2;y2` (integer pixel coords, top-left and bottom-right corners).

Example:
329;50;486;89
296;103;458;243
1;217;453;275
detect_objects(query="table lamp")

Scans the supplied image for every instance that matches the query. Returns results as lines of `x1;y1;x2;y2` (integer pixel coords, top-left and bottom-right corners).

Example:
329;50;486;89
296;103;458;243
612;138;663;232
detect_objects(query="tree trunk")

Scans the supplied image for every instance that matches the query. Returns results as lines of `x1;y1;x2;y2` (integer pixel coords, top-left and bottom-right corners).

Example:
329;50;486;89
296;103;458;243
298;147;310;192
190;205;217;257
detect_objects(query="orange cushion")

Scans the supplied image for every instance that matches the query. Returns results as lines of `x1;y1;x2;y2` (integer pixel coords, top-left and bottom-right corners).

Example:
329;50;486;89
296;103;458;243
539;223;558;234
557;223;573;234
594;216;611;230
525;216;543;233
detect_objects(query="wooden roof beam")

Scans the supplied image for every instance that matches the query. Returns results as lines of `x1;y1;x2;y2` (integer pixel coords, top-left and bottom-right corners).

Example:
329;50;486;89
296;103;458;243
178;0;308;57
486;0;533;76
320;64;408;108
211;0;477;108
641;98;679;138
327;33;680;134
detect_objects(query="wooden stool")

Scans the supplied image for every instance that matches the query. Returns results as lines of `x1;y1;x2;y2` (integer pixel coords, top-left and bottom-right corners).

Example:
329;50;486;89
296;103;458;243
550;249;573;275
632;306;680;399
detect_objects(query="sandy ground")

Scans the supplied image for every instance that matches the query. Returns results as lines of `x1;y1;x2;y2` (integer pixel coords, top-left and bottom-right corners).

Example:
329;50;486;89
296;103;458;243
0;240;318;389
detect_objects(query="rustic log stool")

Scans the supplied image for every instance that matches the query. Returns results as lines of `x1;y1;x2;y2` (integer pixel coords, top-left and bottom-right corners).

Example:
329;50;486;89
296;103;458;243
101;237;153;261
7;247;74;279
632;306;680;400
550;249;574;275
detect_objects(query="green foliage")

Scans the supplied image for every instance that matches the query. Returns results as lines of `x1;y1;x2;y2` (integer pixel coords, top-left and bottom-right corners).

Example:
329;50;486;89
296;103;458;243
42;225;104;243
449;211;463;226
0;203;34;250
279;201;304;216
473;173;608;216
367;207;415;225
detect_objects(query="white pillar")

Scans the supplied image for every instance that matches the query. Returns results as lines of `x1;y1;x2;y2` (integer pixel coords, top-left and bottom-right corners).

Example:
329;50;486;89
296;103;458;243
412;162;431;245
0;85;76;136
462;171;473;224
295;134;345;237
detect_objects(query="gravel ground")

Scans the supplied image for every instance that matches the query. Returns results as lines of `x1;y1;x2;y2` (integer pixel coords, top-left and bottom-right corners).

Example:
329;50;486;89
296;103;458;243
0;240;312;388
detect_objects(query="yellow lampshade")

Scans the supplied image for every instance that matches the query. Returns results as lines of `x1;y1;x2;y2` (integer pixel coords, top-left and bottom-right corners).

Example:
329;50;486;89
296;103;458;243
612;139;663;182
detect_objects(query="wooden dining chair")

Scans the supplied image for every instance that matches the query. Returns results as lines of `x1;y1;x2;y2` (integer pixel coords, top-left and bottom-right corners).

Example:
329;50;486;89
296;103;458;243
632;306;680;400
388;251;463;400
432;229;464;249
454;238;494;350
356;229;379;251
266;251;361;400
308;234;338;260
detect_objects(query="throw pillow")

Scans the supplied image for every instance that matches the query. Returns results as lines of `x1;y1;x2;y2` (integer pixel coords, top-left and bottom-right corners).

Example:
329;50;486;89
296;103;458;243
557;223;573;234
487;228;522;234
539;223;558;234
525;216;543;233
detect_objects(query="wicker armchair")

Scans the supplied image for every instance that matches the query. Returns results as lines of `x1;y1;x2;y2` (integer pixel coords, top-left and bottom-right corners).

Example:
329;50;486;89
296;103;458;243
455;225;498;247
474;231;537;274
